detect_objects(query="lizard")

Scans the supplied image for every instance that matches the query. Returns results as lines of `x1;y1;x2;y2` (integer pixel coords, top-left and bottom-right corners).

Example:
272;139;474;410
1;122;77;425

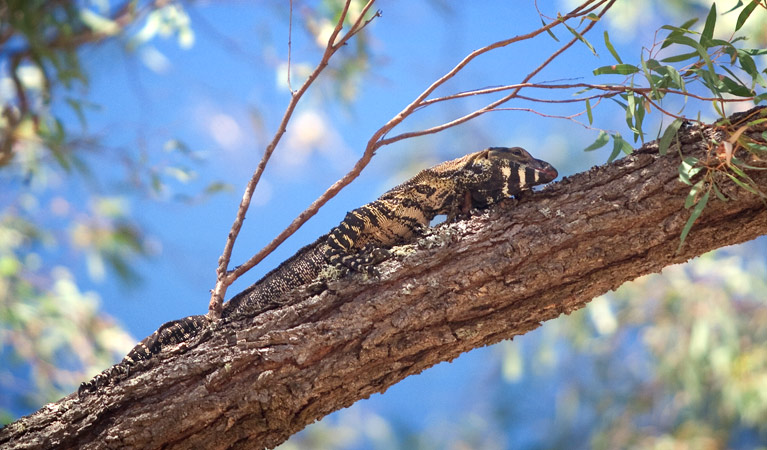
78;146;558;396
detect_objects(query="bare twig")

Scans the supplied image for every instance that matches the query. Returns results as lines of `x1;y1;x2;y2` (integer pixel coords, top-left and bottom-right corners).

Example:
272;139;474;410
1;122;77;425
209;0;379;316
491;106;599;130
422;82;756;108
288;0;294;94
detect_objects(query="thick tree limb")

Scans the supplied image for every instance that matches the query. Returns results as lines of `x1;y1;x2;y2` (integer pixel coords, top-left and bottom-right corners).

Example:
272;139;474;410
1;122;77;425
2;108;766;449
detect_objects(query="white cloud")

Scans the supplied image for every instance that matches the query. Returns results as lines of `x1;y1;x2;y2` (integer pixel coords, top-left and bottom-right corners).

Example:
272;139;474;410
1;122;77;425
208;113;243;150
275;109;353;171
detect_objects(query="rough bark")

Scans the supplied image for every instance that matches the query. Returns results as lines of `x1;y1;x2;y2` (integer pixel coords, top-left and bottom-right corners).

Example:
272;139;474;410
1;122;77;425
2;108;766;449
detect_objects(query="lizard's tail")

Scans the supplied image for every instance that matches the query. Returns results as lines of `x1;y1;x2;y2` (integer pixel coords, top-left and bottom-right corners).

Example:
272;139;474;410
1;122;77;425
78;314;210;396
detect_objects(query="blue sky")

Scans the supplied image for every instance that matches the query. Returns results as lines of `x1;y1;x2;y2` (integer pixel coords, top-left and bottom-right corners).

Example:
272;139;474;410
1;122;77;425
43;0;767;444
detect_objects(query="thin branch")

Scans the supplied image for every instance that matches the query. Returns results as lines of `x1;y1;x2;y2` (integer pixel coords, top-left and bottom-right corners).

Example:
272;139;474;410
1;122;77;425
491;106;599;130
514;94;606;104
422;82;756;107
288;0;294;94
209;0;379;316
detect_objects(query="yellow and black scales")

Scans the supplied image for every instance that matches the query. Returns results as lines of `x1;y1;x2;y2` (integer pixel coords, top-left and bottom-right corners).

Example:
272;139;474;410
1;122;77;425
79;147;558;395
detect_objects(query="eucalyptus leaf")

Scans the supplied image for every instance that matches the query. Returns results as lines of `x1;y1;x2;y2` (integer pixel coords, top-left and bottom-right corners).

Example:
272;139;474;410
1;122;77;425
603;30;622;64
736;0;759;31
659;118;684;155
678;190;709;252
584;130;610;152
593;64;640;75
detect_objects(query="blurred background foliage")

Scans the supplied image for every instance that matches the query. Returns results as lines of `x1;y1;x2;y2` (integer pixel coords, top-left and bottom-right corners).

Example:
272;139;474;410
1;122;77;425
1;1;767;448
0;0;222;421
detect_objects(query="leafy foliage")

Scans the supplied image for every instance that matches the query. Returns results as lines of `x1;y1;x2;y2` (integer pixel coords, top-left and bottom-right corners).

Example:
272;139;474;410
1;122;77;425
0;1;228;421
0;212;135;423
582;1;767;249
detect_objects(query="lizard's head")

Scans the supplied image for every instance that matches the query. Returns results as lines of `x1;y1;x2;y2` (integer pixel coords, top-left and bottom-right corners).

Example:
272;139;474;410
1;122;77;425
460;146;558;208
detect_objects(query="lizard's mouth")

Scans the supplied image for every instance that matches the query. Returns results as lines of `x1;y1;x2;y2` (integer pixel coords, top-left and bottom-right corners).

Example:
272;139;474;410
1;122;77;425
537;166;558;182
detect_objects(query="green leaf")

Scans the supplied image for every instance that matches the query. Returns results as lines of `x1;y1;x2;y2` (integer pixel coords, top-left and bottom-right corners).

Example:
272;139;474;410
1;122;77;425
720;74;755;97
711;181;728;201
541;17;559;42
151;173;164;193
65;98;88;129
737;50;767;87
728;161;749;178
743;140;767;155
610;97;628;110
634;98;645;143
584;130;610;151
685;180;706;208
563;22;597;55
736;0;759;31
603;31;622;64
678;190;709;252
700;3;717;45
678;157;702;185
659;118;684;155
80;9;121;36
609;133;633;163
585;98;593;125
712;99;726;117
730;156;767;170
741;48;767;56
660;18;698;49
625;93;636;131
164;166;196;183
204;182;235;195
651;63;685;92
644;59;662;71
724;1;744;14
725;172;761;195
164;139;190;154
708;39;735;52
640;56;661;102
663;35;718;79
661;51;700;63
665;65;685;90
593;64;640;75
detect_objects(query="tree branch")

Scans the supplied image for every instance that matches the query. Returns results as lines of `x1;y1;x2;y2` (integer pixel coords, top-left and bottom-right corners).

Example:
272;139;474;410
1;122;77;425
3;108;766;449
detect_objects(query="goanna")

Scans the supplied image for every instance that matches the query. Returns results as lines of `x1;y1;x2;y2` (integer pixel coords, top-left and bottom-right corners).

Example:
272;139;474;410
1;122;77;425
78;146;557;395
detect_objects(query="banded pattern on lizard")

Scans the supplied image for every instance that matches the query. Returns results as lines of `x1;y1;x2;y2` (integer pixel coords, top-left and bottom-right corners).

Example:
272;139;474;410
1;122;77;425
78;147;557;395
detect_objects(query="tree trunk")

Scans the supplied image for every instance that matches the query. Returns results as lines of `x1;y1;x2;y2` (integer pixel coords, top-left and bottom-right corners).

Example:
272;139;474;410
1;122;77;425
2;107;766;449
